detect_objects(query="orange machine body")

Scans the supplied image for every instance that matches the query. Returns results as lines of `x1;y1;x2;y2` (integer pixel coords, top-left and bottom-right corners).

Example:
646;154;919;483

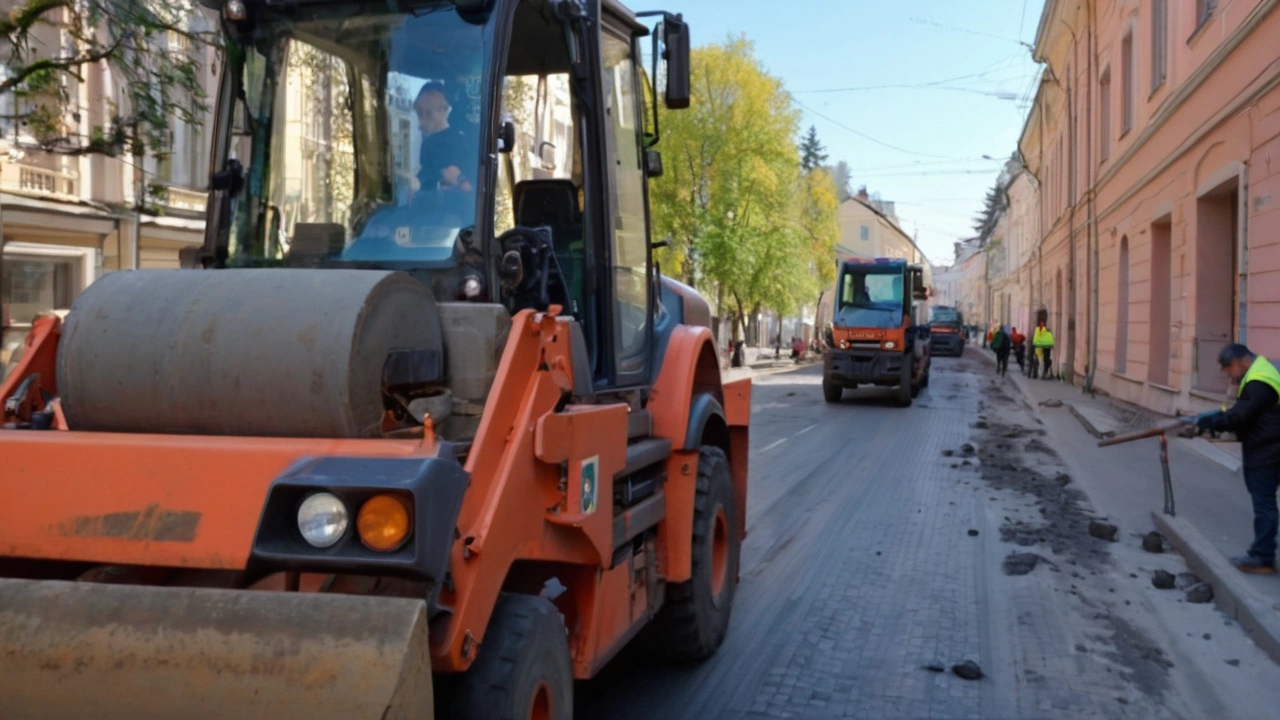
0;307;749;680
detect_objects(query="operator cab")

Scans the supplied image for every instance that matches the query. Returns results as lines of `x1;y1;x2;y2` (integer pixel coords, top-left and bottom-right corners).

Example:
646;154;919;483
200;0;691;439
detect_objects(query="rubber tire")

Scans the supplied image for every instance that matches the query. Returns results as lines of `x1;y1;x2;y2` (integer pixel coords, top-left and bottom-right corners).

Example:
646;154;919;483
897;359;913;407
823;377;843;403
647;446;740;661
449;594;573;720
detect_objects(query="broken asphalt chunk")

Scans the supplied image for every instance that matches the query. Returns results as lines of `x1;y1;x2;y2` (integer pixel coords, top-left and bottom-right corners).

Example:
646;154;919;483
1142;531;1165;553
922;661;946;673
1003;552;1042;576
1175;572;1202;590
1088;521;1119;542
968;529;979;537
1152;570;1176;589
1186;583;1214;604
952;661;983;680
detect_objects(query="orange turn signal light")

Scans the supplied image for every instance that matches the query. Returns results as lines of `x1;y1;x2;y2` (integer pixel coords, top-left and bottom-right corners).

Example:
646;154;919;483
357;493;412;551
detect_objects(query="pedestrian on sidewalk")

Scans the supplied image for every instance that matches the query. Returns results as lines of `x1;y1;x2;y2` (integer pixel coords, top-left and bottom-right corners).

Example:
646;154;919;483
1190;343;1280;574
1033;320;1055;380
991;325;1011;376
1011;327;1026;372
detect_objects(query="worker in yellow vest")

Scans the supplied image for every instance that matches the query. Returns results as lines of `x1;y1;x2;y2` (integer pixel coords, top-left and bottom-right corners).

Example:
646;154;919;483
1192;343;1280;574
1032;321;1055;380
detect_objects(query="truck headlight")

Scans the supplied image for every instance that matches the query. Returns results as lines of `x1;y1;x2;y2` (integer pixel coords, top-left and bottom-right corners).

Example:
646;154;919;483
297;492;349;548
884;341;896;349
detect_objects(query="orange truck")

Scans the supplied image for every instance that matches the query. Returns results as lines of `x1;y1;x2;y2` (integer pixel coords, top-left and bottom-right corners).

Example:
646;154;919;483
0;1;750;718
821;257;931;406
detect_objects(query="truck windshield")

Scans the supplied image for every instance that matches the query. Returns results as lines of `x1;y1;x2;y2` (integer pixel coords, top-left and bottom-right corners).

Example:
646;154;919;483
222;1;494;270
930;307;960;325
836;267;904;329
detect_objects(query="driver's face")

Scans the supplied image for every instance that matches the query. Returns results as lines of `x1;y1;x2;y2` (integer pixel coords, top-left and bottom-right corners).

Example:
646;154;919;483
415;90;451;135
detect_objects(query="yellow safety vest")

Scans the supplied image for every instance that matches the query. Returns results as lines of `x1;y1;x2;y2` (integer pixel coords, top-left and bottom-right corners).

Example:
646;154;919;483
1239;355;1280;398
1033;327;1055;348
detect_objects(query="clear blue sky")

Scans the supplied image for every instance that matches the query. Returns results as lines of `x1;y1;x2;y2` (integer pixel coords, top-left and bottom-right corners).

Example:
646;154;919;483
670;0;1044;267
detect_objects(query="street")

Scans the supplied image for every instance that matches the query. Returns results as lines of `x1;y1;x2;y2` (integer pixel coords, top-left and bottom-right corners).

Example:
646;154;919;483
579;354;1280;720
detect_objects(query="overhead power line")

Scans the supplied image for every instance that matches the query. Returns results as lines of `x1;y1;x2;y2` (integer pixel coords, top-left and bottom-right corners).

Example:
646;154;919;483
908;17;1034;51
794;99;957;160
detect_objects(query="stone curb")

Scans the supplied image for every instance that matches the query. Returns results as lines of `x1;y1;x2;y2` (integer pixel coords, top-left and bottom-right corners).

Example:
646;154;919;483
1152;511;1280;666
1066;404;1116;440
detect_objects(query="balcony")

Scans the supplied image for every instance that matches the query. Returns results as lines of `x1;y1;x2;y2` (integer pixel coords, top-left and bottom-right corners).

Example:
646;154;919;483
157;185;208;214
0;162;78;202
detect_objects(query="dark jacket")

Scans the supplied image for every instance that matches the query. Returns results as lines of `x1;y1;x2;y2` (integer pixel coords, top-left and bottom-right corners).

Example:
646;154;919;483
1199;380;1280;468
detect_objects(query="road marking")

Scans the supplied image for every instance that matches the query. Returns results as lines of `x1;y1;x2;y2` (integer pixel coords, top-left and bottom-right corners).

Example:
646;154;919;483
795;424;818;436
752;402;791;413
759;438;787;452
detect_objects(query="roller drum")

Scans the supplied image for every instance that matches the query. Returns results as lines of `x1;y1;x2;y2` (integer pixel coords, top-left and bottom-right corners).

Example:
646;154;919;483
57;269;441;438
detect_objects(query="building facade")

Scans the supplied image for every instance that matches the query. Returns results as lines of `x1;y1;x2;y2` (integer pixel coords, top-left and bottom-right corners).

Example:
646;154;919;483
957;0;1280;416
1;6;219;370
835;190;929;266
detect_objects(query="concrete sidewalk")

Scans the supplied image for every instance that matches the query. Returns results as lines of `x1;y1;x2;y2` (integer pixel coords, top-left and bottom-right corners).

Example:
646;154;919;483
972;347;1280;664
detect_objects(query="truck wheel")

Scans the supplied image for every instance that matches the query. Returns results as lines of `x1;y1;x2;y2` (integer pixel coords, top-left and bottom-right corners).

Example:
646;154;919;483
449;594;573;720
897;360;913;407
823;378;842;403
648;446;740;661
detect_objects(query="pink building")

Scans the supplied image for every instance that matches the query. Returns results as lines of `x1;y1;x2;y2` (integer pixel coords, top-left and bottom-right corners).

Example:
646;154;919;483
1019;0;1280;414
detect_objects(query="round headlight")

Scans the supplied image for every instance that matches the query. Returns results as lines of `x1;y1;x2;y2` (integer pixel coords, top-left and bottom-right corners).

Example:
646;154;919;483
462;276;482;299
358;493;412;551
297;492;349;548
884;341;896;349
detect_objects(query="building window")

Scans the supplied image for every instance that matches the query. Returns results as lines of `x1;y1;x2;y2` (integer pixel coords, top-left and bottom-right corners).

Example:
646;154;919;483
1151;0;1168;93
1099;68;1111;162
1;249;86;379
859;225;870;241
1121;31;1135;135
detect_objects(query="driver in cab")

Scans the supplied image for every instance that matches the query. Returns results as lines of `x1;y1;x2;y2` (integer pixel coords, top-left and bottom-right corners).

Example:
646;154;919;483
412;82;473;194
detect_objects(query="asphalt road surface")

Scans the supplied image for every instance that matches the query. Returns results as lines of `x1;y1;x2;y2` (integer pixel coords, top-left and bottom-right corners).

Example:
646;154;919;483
577;352;1280;720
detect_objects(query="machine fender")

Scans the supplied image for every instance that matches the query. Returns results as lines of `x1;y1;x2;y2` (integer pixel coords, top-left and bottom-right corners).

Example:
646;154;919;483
681;392;726;452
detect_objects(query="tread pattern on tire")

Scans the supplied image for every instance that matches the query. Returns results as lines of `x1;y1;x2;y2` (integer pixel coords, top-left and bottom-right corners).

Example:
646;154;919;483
450;593;572;720
647;445;739;661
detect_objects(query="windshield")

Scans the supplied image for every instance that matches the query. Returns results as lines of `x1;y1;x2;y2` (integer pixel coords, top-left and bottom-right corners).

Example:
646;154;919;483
930;307;961;325
835;267;905;329
222;1;494;271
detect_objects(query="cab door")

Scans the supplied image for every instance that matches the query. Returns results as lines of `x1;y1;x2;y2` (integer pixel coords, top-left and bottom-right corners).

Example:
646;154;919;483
597;16;652;388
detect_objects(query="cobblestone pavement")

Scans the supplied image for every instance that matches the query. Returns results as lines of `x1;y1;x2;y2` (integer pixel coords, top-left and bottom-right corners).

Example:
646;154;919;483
576;352;1280;720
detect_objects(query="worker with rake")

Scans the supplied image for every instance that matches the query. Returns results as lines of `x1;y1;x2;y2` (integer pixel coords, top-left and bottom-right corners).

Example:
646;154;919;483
1189;343;1280;574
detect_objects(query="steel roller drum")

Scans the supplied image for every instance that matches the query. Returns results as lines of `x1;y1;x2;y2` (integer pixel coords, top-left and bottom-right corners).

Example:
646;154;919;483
57;269;441;438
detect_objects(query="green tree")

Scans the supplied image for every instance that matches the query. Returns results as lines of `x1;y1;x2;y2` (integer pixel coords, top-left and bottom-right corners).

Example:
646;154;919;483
972;183;1004;241
797;166;840;290
649;35;814;344
799;125;827;172
0;1;214;159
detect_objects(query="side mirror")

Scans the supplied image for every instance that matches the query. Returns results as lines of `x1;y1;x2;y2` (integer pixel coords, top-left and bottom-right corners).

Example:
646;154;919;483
662;15;690;110
497;117;516;154
645;149;664;178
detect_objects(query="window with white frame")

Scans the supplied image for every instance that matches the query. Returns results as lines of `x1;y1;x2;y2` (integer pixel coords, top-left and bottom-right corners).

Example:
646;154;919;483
1;243;97;378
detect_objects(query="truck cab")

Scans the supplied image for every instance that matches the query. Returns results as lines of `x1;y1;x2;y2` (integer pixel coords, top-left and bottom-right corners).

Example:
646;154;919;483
821;257;930;406
927;305;966;356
